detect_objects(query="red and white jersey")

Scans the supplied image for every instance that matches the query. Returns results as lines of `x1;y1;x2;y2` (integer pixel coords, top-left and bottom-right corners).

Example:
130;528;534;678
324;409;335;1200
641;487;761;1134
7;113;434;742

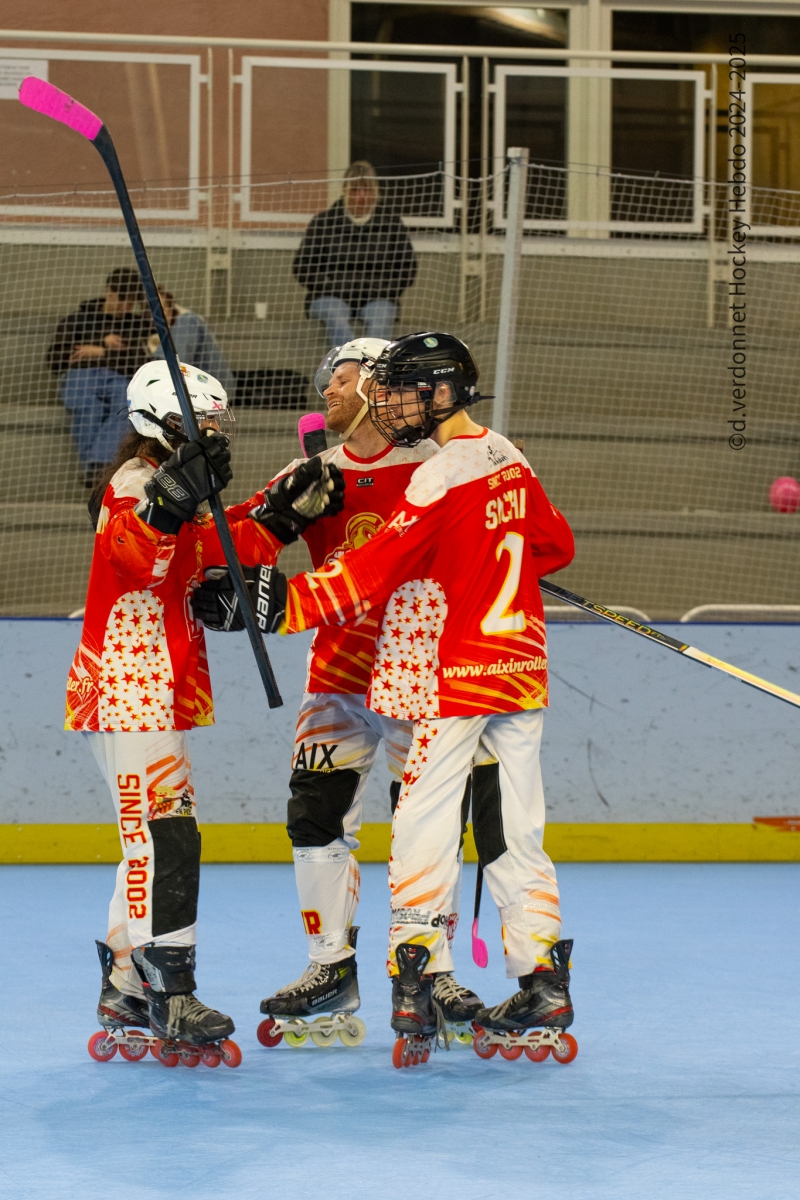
231;440;437;693
282;429;574;720
65;457;280;733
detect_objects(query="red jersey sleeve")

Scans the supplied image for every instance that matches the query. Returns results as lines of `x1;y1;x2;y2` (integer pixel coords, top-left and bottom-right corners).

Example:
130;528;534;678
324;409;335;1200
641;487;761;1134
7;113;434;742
283;497;443;634
525;472;575;578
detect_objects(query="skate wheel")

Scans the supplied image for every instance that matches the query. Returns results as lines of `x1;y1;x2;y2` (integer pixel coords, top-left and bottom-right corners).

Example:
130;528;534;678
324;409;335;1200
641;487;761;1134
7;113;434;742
219;1039;242;1068
421;1048;430;1063
551;1033;578;1064
201;1047;221;1068
88;1031;117;1062
454;1029;474;1045
338;1016;366;1048
284;1029;309;1048
119;1036;148;1062
310;1017;338;1048
472;1031;498;1059
151;1040;179;1067
179;1049;201;1067
257;1018;283;1048
392;1037;407;1069
499;1044;524;1060
524;1043;550;1062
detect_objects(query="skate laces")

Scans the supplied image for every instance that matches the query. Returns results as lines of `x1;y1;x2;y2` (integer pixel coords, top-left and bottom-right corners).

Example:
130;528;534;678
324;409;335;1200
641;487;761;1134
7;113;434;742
164;993;216;1038
275;962;333;997
432;972;475;1004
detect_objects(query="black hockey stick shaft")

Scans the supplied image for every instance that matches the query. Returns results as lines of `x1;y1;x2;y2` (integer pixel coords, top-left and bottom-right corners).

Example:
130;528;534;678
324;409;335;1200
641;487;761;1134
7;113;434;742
540;579;800;710
474;863;483;920
92;130;282;708
17;78;282;708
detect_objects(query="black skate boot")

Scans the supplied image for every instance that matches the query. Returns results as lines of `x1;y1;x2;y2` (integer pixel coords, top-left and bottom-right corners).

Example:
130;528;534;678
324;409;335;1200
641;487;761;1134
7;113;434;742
431;971;484;1044
257;927;365;1049
132;944;240;1065
391;943;441;1068
95;940;149;1030
472;940;578;1064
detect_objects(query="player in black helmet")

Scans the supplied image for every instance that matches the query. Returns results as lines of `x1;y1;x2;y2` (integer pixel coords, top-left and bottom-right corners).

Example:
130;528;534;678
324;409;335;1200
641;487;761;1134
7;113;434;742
367;331;487;448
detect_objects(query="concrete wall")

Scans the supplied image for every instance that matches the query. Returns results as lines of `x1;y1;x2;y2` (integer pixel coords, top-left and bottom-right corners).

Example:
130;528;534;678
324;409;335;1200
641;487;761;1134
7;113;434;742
2;618;799;827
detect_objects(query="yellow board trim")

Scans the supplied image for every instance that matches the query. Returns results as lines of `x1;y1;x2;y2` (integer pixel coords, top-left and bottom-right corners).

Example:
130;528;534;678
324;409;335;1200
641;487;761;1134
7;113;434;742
2;823;800;864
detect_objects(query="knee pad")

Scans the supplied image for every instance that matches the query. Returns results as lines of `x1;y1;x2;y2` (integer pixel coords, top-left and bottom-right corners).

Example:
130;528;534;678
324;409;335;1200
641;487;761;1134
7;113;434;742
287;768;361;847
471;762;507;867
149;816;201;938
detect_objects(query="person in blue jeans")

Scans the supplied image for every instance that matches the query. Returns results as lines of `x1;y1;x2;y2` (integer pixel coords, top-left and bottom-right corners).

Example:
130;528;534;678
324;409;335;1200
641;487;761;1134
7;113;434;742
293;161;417;346
148;287;234;395
48;267;150;487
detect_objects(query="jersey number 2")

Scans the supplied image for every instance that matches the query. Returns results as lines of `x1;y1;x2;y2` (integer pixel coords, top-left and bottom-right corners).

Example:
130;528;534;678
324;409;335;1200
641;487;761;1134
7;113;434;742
481;532;525;635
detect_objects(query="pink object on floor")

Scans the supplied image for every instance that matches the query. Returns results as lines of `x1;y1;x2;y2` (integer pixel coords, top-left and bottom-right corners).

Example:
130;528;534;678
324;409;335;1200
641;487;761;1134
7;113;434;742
18;77;103;141
769;476;800;513
471;917;489;968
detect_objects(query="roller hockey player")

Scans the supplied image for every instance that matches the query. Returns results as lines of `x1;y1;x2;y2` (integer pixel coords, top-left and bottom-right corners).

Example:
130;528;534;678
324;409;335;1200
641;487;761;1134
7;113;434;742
73;360;343;1068
192;338;483;1049
249;332;578;1067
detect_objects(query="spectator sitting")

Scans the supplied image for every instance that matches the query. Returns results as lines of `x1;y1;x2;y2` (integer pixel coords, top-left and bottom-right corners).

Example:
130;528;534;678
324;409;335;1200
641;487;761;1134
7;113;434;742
293;160;417;346
47;267;150;487
148;287;234;394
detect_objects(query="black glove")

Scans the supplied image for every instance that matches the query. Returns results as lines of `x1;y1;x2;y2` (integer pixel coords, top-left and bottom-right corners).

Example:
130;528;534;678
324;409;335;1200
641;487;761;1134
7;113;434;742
191;565;287;634
250;457;345;545
139;430;232;533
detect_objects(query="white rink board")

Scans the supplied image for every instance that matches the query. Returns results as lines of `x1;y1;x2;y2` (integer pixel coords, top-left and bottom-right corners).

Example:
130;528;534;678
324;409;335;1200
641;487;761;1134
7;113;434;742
1;619;799;825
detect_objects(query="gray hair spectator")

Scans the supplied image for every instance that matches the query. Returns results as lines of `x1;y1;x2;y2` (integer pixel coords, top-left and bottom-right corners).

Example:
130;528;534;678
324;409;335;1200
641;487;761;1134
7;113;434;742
148;287;234;395
47;267;151;487
293;161;417;346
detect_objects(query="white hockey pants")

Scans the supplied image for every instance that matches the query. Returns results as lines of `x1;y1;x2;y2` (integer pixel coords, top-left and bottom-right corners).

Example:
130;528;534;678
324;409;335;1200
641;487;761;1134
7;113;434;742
389;708;561;978
86;730;199;996
289;694;470;966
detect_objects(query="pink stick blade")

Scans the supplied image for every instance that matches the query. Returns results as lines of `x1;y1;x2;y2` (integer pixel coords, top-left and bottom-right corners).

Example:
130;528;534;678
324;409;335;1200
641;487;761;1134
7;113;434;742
18;77;103;142
471;918;489;968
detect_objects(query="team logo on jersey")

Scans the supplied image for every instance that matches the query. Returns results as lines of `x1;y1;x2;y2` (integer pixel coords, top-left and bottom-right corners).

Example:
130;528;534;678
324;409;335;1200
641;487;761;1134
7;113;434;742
326;512;384;563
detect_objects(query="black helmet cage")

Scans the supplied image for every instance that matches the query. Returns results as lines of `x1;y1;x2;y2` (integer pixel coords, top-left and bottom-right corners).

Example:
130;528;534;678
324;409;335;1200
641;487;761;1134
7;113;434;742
368;332;486;447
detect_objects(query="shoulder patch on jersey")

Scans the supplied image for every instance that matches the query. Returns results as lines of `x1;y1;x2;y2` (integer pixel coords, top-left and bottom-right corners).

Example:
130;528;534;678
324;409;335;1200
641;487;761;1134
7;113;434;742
109;457;156;503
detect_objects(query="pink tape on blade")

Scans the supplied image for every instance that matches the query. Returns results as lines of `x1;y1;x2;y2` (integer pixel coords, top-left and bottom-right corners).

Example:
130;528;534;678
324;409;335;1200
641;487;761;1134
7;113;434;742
18;77;103;141
298;412;326;436
471;918;489;968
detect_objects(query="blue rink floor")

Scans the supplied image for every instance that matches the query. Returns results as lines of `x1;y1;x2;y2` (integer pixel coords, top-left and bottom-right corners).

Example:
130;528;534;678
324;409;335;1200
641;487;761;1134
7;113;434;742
1;864;799;1200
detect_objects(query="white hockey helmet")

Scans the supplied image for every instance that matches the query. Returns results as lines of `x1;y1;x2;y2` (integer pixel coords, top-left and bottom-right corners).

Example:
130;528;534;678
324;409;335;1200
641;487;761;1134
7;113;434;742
127;360;232;450
314;337;389;438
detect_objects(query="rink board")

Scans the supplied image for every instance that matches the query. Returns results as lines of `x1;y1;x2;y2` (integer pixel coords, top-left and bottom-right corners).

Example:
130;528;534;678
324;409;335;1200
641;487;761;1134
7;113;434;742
3;820;800;862
3;619;800;861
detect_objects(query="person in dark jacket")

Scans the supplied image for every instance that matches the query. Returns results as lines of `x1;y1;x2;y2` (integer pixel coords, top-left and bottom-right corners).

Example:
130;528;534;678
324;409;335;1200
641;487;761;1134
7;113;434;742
48;267;150;485
293;161;417;346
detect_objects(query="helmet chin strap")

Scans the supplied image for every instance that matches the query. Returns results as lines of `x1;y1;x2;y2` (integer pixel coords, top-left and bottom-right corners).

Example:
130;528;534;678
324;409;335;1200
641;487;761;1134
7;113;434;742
338;373;372;441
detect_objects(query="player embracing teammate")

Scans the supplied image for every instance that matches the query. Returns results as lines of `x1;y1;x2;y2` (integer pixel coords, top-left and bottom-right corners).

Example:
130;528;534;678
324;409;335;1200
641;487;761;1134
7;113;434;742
255;332;579;1066
194;338;484;1048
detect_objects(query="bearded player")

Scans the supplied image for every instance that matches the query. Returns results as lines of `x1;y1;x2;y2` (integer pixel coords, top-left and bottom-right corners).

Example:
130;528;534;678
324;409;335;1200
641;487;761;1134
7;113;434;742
193;338;484;1045
250;332;577;1064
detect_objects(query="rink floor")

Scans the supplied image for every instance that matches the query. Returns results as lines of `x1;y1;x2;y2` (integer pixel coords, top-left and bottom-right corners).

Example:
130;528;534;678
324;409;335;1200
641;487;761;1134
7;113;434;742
2;863;799;1200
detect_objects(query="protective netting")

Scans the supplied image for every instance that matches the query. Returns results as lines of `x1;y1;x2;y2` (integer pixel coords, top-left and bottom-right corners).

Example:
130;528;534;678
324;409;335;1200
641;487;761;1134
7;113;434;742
1;163;799;619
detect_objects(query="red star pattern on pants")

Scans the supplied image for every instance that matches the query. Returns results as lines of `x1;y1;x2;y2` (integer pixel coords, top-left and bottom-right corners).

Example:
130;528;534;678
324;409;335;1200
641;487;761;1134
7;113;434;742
98;590;175;731
370;579;447;721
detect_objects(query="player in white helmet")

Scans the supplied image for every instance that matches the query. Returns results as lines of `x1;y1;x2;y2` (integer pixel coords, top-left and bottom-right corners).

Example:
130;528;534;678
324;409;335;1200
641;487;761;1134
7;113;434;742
192;338;484;1050
73;360;344;1066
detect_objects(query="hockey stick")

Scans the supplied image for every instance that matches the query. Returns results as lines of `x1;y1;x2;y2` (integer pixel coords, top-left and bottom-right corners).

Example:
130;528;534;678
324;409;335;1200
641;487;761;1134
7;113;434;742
298;413;328;458
471;863;489;968
20;77;283;708
540;579;800;710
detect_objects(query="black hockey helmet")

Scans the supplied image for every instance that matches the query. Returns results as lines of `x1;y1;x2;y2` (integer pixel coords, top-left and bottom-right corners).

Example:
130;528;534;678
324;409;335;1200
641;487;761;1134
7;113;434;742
368;331;490;447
